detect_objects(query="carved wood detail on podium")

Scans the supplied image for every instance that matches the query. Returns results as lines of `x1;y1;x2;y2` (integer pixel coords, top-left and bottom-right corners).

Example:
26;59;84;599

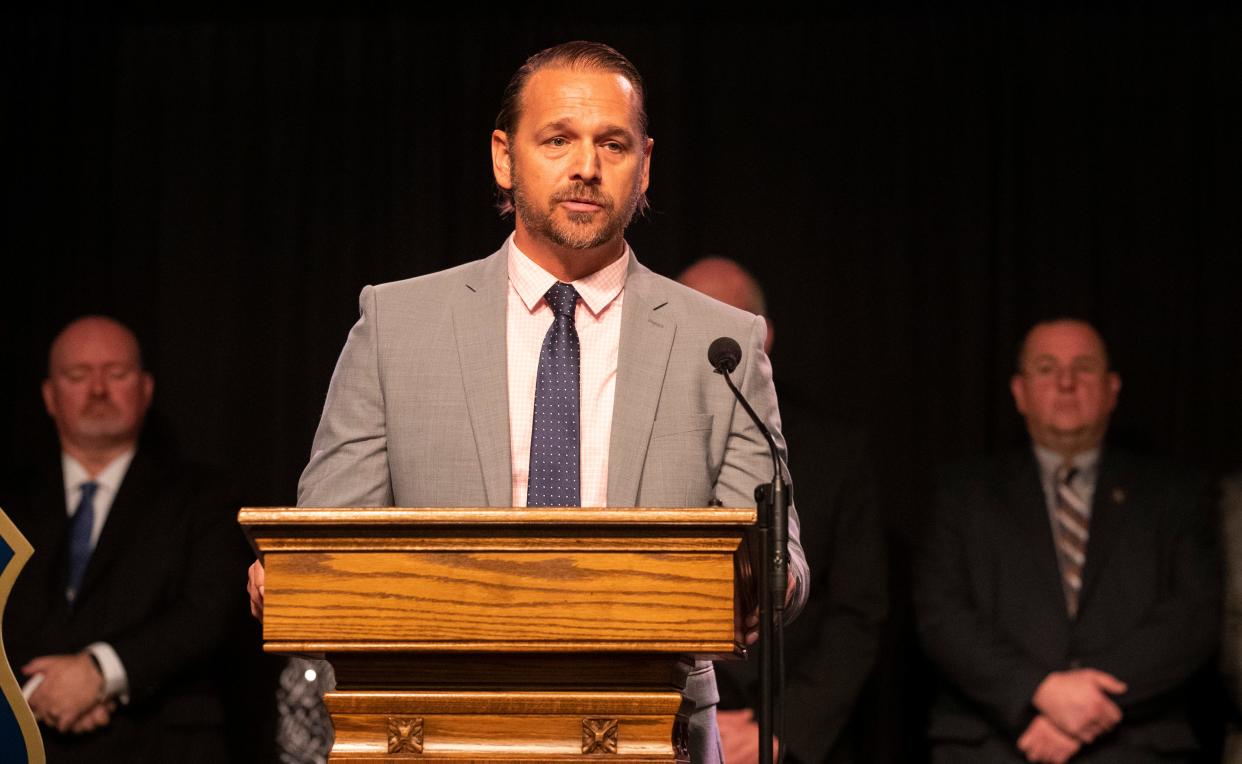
386;717;423;754
582;718;619;754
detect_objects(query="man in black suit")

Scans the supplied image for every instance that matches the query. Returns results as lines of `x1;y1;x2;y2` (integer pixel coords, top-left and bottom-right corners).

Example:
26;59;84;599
915;318;1219;763
679;258;887;763
2;316;248;762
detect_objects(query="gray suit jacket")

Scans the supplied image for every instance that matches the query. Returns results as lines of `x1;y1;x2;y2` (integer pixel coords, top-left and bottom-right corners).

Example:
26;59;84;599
297;242;810;759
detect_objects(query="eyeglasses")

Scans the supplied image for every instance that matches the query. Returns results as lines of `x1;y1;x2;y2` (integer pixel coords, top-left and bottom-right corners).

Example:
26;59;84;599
1021;357;1108;380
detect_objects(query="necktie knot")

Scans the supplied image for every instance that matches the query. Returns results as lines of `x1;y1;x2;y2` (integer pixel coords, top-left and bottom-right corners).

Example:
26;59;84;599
79;481;99;503
544;282;579;319
1057;465;1078;487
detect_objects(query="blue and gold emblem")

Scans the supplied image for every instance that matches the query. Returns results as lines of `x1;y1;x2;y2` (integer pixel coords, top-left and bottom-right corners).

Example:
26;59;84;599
0;508;44;763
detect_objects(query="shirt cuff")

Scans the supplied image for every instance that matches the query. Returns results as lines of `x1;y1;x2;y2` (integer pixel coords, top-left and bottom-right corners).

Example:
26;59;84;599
85;642;130;704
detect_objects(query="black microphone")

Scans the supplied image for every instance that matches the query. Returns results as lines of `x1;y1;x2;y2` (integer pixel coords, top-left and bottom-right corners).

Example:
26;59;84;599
707;337;788;612
708;335;790;764
708;336;779;484
708;336;742;374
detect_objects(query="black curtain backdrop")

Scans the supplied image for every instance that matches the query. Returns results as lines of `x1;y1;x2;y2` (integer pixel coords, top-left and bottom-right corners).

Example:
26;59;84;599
4;6;1241;760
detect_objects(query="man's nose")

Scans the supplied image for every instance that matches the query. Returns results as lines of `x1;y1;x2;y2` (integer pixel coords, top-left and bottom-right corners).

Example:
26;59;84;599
569;143;601;183
1055;366;1077;389
88;371;108;395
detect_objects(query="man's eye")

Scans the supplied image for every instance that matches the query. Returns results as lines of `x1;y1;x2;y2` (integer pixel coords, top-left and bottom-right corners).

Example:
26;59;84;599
602;141;624;153
547;137;568;147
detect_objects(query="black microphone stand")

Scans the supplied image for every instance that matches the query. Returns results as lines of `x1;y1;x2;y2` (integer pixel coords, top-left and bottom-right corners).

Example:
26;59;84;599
717;365;788;764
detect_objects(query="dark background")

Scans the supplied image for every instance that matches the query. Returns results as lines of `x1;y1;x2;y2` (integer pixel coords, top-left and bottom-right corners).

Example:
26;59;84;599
4;5;1240;761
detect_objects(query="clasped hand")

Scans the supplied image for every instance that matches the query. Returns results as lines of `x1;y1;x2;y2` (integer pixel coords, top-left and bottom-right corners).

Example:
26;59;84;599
1018;668;1128;763
23;652;115;734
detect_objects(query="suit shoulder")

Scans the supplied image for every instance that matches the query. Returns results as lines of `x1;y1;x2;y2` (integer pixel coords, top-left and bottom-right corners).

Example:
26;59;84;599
1100;449;1209;506
632;267;765;361
368;251;501;304
657;273;760;328
929;451;1038;518
372;258;488;293
128;447;236;512
1100;448;1198;481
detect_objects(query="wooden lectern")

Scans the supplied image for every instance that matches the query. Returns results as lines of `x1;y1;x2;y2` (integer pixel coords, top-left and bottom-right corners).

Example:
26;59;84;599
239;507;755;762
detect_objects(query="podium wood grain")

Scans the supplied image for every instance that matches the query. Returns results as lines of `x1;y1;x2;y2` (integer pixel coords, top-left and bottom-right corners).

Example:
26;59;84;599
240;507;754;762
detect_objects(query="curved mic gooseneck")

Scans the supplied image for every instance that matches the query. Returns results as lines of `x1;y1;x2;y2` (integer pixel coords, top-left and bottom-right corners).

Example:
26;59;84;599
708;335;789;764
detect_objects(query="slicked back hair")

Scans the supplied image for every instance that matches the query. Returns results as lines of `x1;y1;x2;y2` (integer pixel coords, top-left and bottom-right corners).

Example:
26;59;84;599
494;41;649;216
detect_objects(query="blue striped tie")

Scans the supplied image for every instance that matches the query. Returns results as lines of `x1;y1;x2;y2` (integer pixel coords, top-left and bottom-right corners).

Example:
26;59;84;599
527;282;581;507
66;481;98;602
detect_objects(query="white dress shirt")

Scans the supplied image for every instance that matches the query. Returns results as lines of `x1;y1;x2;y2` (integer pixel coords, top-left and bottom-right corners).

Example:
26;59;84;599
1033;444;1100;527
506;236;628;508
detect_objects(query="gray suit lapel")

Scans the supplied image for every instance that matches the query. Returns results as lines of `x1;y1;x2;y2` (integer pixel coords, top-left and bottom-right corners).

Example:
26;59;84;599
451;248;512;507
606;257;675;507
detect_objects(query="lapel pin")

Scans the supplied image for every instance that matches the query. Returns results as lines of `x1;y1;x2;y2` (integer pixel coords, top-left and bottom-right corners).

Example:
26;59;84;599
1111;487;1126;505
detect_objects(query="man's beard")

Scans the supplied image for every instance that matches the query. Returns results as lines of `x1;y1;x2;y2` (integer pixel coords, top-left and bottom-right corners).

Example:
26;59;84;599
68;400;139;447
511;165;642;251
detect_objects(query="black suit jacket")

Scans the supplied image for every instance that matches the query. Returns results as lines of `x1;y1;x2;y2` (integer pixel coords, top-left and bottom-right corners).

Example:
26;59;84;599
715;384;888;763
1;445;250;762
914;448;1220;756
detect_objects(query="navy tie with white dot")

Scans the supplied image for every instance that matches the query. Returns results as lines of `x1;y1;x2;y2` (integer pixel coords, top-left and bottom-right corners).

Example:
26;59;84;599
527;282;581;507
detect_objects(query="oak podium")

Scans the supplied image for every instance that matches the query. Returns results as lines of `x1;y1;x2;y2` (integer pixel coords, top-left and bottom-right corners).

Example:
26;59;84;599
239;507;756;762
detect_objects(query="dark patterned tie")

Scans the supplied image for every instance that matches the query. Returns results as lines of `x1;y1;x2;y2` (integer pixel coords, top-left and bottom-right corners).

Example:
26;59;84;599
66;481;98;603
526;282;581;507
1054;465;1089;617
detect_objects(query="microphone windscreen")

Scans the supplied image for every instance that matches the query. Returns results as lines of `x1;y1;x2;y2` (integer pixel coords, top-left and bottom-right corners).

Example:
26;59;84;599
708;336;743;374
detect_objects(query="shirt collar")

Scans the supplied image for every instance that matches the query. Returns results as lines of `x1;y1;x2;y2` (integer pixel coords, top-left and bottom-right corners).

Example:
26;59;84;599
1033;443;1100;484
62;448;137;497
506;233;629;318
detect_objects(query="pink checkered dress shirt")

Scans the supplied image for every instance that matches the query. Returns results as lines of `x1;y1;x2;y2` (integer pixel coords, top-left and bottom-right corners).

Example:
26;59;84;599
506;237;629;508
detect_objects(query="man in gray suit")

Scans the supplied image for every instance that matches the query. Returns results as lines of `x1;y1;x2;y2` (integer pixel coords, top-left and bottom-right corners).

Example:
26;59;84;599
248;41;809;763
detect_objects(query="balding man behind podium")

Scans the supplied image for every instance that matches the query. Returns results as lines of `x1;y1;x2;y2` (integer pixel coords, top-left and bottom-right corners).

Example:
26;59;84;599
2;316;247;763
679;257;887;764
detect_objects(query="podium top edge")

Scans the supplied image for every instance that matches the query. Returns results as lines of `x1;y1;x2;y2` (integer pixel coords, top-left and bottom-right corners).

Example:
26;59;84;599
238;507;757;527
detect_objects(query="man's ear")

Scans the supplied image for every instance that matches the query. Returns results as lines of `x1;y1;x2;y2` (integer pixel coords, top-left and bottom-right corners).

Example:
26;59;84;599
1010;374;1028;415
41;378;56;418
141;371;155;410
491;129;513;190
1106;371;1121;410
639;136;653;194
